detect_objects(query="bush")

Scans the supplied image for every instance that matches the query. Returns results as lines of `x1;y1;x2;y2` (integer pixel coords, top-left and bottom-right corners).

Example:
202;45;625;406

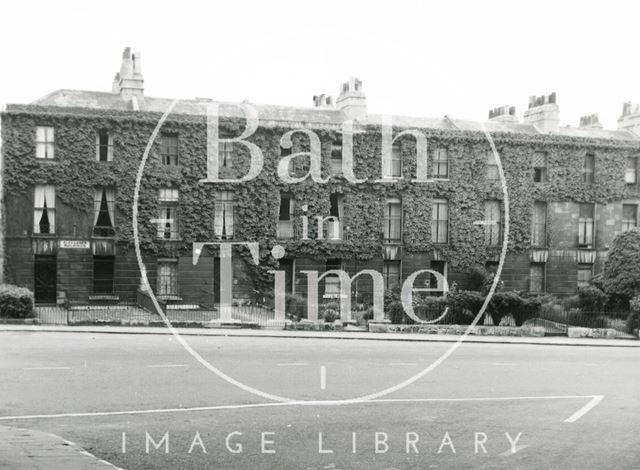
576;286;609;312
285;293;307;320
319;302;340;323
446;290;486;316
628;295;640;335
0;284;35;318
602;229;640;303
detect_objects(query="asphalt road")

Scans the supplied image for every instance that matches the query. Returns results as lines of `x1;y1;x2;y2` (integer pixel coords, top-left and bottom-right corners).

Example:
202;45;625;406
0;331;638;470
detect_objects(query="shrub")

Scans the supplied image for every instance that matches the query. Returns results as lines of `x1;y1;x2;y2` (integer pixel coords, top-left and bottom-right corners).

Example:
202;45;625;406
446;290;485;316
285;293;307;320
387;300;407;324
602;229;640;303
627;295;640;335
576;286;609;312
0;284;35;318
319;302;340;323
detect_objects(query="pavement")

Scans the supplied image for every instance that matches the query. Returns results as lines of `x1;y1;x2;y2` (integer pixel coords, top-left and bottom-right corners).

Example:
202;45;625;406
0;425;123;469
0;323;638;347
1;330;639;469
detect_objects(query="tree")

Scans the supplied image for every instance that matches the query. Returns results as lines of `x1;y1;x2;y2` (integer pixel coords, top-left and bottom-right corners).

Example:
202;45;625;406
602;229;640;304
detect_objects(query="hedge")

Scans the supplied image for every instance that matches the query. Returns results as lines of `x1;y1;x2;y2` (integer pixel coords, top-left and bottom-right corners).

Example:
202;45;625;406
0;284;35;318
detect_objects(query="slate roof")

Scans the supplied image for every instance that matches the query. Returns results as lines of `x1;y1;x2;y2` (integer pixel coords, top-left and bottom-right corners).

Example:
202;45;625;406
20;89;639;141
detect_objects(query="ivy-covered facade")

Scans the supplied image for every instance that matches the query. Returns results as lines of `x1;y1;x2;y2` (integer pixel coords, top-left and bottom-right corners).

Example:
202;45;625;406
2;50;640;309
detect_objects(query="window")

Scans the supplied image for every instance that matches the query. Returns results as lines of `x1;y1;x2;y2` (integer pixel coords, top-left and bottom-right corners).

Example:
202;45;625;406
157;188;179;239
530;263;545;292
33;185;55;234
324;259;342;298
577;264;593;289
583;153;595;184
93;256;115;294
214;191;234;239
431;199;448;244
390;143;402;178
327;193;344;240
578;203;595;247
35;126;55;160
160;134;178;165
384;198;402;243
625;157;638;185
277;194;294;239
428;260;447;295
331;138;342;175
484;200;502;245
157;260;178;297
622;204;638;231
531;201;547;247
93;187;116;237
383;261;401;290
533;152;547;183
219;141;232;168
486;151;499;180
433;148;449;179
96;131;113;162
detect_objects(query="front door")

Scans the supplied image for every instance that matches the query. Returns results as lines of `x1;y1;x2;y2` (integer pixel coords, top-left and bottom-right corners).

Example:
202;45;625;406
93;256;115;294
34;255;57;303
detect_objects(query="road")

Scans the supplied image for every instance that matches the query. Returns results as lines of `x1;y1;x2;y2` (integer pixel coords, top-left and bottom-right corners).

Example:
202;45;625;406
0;331;638;469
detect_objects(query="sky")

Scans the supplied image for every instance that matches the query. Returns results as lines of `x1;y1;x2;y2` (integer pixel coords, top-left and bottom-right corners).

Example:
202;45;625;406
0;0;639;129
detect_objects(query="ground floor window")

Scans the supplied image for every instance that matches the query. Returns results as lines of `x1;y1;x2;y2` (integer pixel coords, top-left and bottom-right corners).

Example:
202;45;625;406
429;260;447;296
324;259;342;298
577;264;593;290
93;256;115;294
383;261;401;291
529;263;546;292
157;260;178;297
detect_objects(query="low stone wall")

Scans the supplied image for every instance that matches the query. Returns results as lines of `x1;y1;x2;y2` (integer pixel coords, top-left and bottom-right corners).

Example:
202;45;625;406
567;327;619;339
368;322;546;337
285;320;345;331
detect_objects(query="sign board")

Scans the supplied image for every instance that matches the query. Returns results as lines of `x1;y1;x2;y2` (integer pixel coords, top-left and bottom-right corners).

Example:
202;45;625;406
59;240;90;249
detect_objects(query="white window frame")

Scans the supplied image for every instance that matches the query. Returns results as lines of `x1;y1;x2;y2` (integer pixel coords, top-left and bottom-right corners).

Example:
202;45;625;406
96;131;114;162
36;126;55;160
33;184;56;234
431;199;449;244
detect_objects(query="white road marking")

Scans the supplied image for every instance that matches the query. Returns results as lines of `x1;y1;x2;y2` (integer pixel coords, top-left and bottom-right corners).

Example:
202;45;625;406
276;363;309;366
148;364;188;368
500;444;529;456
0;394;602;421
23;366;71;371
564;395;604;423
320;366;326;390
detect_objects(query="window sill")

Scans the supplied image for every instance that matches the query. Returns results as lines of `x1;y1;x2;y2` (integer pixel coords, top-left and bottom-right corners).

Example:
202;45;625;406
31;233;57;238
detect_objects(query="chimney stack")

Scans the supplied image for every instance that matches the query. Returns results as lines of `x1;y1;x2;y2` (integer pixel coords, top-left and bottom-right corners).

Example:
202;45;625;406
579;113;602;129
618;101;640;137
112;47;144;100
488;105;518;123
336;77;366;121
312;94;334;108
523;92;559;134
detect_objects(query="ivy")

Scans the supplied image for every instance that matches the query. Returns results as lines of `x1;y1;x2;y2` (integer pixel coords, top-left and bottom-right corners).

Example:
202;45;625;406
3;105;640;294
